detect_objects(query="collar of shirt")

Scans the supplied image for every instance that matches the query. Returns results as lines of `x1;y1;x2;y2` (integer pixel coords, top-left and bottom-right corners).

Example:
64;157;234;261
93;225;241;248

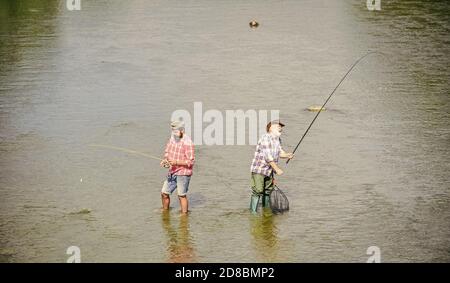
170;136;184;144
264;133;281;144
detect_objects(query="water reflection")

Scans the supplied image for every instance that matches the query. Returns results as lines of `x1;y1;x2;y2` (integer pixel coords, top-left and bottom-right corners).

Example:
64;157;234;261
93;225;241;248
250;209;279;262
0;0;60;67
161;211;196;263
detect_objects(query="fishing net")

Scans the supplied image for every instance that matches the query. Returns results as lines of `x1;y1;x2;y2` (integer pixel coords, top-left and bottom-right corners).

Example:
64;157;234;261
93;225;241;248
269;185;289;214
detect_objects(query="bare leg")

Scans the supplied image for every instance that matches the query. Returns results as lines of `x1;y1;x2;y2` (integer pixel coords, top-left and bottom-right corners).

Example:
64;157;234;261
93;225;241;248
178;195;188;214
161;193;170;210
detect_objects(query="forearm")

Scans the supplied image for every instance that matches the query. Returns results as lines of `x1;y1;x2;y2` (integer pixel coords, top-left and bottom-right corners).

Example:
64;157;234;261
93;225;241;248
280;152;291;159
269;161;281;171
279;150;294;159
171;159;191;166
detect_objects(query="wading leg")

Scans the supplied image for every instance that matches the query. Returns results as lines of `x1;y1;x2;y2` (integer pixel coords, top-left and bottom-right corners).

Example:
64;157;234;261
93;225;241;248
161;193;170;210
262;191;270;208
250;194;260;213
178;195;188;214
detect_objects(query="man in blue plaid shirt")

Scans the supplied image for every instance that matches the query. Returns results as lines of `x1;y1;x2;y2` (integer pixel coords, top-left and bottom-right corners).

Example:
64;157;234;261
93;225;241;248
250;120;294;213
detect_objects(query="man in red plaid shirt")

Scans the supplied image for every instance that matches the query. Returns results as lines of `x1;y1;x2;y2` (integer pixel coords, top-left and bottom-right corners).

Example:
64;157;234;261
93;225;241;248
160;120;195;214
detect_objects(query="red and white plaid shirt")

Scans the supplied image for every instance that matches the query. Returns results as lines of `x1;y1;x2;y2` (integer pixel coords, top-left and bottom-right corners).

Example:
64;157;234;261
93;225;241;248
164;134;195;176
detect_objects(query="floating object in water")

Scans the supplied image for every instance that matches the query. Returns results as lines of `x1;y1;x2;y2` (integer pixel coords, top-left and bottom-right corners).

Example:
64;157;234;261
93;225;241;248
307;106;327;112
80;178;83;183
70;208;91;215
79;208;91;214
249;20;259;28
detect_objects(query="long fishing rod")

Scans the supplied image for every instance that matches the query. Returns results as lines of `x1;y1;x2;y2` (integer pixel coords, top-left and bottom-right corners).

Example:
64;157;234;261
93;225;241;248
287;51;381;164
89;144;164;161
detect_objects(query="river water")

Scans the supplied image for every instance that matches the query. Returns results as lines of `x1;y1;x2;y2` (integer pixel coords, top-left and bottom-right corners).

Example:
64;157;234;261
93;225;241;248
0;0;449;262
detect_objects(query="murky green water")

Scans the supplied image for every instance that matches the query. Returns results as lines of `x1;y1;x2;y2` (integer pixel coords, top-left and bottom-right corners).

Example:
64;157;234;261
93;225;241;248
0;0;449;262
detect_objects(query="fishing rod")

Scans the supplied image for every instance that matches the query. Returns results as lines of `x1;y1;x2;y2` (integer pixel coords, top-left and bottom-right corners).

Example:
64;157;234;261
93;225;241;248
287;51;382;164
89;144;164;162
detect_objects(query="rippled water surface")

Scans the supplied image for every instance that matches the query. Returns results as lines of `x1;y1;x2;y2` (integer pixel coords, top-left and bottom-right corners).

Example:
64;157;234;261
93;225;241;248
0;0;449;262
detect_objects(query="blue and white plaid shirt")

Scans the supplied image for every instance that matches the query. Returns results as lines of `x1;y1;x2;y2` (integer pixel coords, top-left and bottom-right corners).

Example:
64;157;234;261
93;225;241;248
250;133;282;177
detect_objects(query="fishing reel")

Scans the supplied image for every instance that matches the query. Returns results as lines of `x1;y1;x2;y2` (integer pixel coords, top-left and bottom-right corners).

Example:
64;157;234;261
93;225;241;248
162;159;171;168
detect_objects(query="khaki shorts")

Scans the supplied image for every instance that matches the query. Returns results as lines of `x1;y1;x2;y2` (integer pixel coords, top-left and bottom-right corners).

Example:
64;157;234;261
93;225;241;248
251;173;274;195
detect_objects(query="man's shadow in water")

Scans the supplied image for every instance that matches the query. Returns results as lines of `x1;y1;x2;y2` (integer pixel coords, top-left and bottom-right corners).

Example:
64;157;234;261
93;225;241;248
161;210;196;263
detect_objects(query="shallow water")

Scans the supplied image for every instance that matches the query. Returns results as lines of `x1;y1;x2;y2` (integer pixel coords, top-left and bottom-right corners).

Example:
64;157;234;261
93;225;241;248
0;0;449;262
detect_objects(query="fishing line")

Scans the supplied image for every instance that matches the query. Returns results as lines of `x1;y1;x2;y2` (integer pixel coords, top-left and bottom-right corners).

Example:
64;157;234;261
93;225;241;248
287;51;384;164
89;144;163;161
